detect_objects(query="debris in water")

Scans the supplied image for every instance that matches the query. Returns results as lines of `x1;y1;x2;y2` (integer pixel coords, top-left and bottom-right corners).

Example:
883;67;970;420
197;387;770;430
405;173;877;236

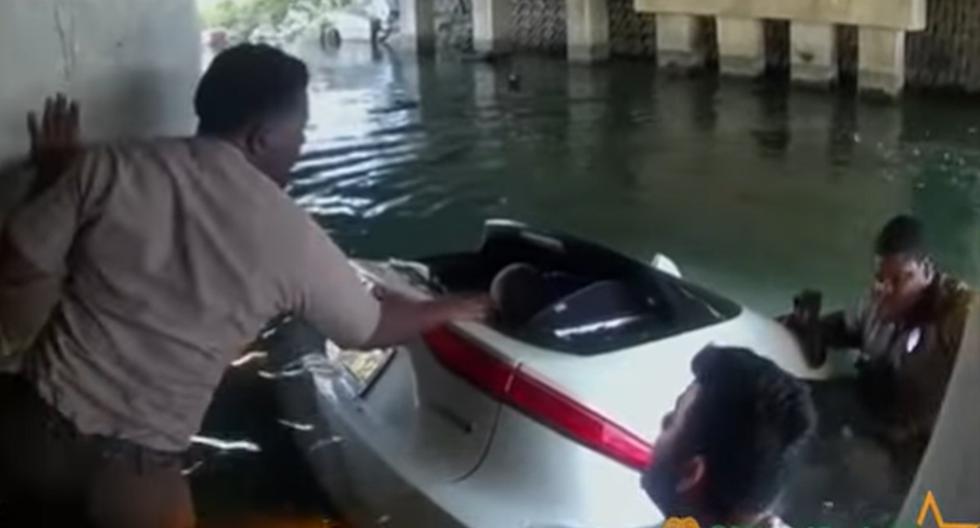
508;72;522;91
191;435;262;453
309;436;344;452
277;419;315;432
232;351;268;368
182;459;206;476
259;366;309;380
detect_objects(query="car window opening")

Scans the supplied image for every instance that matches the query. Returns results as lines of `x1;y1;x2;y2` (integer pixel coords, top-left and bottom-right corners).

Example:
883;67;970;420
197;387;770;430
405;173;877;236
411;224;742;355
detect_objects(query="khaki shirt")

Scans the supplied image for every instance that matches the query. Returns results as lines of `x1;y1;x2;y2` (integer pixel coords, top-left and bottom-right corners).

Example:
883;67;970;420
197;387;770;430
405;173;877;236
825;275;975;438
0;137;381;452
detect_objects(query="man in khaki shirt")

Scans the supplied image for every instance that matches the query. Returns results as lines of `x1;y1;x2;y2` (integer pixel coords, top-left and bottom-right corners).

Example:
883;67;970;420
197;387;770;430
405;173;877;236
0;44;485;528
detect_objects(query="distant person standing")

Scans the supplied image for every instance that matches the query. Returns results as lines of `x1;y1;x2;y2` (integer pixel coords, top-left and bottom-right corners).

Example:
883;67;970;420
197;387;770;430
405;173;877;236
784;215;975;453
0;44;487;528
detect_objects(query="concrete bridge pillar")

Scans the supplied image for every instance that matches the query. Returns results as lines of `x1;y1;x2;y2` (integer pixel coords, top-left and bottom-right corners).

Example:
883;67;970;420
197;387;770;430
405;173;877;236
859;28;906;96
790;22;838;85
566;0;610;63
399;0;436;54
472;0;512;55
636;0;927;95
656;14;703;70
717;17;766;77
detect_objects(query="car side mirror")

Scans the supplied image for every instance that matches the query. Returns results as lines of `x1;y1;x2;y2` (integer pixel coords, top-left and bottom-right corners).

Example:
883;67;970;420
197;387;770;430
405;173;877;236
651;253;682;278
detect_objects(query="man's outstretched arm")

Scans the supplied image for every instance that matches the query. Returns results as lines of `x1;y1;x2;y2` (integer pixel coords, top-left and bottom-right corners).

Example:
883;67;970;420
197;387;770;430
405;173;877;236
294;221;489;351
360;293;489;349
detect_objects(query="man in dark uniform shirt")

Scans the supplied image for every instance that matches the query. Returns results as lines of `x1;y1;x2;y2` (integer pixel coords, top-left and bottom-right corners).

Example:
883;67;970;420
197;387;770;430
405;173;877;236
788;215;974;456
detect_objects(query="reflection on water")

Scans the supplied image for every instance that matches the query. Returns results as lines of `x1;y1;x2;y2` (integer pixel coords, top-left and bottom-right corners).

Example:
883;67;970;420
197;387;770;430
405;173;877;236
200;43;979;525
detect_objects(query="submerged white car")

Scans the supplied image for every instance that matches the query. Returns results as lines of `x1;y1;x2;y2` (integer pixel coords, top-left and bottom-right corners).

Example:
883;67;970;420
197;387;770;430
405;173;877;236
274;220;831;528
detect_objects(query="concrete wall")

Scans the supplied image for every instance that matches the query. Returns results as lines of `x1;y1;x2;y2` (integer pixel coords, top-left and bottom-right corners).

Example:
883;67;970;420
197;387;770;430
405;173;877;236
435;0;473;51
511;0;567;54
0;0;201;201
907;0;980;92
609;0;657;57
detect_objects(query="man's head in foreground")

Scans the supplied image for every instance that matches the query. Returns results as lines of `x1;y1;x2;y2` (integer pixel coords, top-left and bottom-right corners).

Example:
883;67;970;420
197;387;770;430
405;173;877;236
872;215;936;322
642;346;816;525
195;43;309;187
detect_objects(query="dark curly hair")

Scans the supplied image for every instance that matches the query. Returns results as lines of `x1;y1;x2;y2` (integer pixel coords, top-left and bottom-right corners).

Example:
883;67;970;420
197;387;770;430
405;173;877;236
875;214;928;260
680;346;816;516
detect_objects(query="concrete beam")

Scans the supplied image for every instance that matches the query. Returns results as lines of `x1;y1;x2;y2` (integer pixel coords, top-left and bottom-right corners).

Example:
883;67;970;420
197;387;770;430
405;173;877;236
790;22;837;85
472;0;512;55
566;0;610;63
858;27;906;97
656;14;704;70
717;17;766;77
634;0;927;31
399;0;435;54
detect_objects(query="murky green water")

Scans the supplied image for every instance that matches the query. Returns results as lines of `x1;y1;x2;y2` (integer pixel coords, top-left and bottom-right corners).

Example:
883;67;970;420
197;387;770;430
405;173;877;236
293;45;979;317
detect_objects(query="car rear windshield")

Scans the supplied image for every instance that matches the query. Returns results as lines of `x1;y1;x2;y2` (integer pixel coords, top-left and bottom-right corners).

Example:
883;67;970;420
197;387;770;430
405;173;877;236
416;225;741;355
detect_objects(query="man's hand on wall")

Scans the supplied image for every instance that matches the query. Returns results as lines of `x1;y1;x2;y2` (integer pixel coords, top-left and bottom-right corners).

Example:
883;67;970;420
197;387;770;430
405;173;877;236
27;94;81;197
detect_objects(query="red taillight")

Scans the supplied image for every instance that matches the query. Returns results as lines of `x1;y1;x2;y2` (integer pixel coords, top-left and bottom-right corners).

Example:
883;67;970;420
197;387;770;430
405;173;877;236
423;326;654;471
422;325;513;399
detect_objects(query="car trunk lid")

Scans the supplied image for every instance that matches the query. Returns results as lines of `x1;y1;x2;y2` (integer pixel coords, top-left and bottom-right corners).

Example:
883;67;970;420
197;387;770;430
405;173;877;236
437;307;831;470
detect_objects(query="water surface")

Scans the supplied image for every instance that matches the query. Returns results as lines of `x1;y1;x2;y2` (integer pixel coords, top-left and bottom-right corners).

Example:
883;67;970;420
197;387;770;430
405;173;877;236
294;45;980;316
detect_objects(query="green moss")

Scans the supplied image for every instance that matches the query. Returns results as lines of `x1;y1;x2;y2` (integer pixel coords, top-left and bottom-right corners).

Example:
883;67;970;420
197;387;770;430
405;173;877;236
200;0;354;41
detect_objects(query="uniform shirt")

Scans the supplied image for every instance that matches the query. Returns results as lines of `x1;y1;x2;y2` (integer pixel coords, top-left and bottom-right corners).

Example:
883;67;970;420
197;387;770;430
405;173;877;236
0;137;381;452
823;274;975;439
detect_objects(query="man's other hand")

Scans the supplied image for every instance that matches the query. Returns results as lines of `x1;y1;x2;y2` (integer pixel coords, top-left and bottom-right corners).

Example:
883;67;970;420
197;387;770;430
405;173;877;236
27;94;81;194
437;295;492;323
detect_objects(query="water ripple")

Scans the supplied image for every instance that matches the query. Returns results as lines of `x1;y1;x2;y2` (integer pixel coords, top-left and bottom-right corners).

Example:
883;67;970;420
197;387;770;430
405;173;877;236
290;52;980;297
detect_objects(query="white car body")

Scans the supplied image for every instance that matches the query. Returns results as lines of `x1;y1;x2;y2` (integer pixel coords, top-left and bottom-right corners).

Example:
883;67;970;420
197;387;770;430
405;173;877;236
276;221;832;528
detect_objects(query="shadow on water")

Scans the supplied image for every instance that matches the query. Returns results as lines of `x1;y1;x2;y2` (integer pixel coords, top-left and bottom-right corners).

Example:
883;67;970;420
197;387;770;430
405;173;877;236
197;43;979;526
190;349;339;526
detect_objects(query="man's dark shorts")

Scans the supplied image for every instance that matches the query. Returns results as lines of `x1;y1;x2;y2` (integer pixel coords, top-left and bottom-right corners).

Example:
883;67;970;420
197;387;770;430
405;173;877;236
0;374;194;528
